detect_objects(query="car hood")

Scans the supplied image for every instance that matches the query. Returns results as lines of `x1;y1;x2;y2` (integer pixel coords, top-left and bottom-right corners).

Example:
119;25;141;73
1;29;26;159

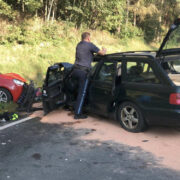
157;18;180;57
0;73;26;82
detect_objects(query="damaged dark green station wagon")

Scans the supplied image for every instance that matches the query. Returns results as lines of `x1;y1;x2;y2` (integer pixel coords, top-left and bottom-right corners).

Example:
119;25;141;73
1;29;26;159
42;19;180;132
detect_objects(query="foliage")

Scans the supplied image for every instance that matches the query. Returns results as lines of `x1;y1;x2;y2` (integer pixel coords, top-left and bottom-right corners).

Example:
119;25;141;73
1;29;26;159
25;0;42;13
0;0;14;20
0;20;62;45
0;20;154;86
0;102;18;114
0;0;179;85
0;0;180;41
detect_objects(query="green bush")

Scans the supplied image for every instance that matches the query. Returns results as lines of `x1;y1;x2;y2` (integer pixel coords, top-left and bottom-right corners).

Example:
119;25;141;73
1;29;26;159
119;23;144;39
0;25;24;44
0;21;62;46
0;0;15;20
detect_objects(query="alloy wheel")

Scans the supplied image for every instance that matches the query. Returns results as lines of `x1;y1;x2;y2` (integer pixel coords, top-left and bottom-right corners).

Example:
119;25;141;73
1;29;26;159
120;105;139;129
0;90;8;103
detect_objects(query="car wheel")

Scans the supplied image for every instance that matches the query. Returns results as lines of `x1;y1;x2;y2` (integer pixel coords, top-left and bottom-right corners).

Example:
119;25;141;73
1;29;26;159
43;101;51;115
43;93;67;115
117;101;147;133
0;88;12;103
59;92;67;104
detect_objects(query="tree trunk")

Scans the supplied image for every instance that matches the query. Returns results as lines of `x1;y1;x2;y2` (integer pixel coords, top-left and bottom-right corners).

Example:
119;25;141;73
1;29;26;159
44;0;48;21
69;0;76;21
125;0;129;31
22;0;25;13
133;9;137;27
117;25;121;34
158;0;164;42
47;0;55;21
51;0;58;22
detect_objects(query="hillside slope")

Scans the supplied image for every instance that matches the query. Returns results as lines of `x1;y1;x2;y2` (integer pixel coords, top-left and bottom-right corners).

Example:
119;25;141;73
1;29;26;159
0;19;157;86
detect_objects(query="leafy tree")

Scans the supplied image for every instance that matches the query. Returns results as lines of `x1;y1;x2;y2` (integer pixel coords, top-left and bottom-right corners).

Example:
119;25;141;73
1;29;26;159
0;0;14;20
1;0;180;41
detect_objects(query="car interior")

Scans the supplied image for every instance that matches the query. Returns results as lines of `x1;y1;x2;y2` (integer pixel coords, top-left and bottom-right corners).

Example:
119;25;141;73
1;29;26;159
162;60;180;86
96;63;116;82
115;63;122;86
127;62;160;84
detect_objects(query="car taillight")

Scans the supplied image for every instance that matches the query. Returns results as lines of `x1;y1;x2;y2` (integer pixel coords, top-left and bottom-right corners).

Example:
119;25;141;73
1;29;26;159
169;93;180;105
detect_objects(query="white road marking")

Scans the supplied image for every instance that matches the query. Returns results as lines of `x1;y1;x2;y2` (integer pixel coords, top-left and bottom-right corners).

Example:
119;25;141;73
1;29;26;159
0;117;34;131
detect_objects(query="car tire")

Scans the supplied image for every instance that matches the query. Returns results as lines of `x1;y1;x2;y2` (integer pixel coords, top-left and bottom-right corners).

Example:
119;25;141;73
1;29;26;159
0;88;12;103
43;101;51;115
43;92;67;115
117;101;147;133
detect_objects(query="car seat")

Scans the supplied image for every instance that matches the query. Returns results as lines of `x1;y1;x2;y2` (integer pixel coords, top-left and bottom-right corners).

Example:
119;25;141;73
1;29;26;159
128;65;144;82
129;65;143;75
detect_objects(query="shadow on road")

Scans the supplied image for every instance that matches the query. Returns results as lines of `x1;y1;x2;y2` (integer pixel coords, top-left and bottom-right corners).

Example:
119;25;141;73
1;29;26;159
0;118;180;180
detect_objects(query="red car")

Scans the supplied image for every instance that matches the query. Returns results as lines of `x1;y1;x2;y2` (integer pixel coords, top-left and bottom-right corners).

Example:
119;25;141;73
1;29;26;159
0;73;37;111
0;73;26;103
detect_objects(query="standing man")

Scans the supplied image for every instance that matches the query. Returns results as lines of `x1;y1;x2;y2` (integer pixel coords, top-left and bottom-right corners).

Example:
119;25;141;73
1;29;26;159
72;32;106;119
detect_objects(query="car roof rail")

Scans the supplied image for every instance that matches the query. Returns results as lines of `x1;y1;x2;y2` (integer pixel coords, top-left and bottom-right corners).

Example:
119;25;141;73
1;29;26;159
94;51;156;61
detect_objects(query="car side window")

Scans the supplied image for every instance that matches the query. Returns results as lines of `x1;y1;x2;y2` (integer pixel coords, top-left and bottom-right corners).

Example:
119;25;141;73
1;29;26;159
117;62;122;76
126;61;160;84
91;62;98;76
95;62;116;82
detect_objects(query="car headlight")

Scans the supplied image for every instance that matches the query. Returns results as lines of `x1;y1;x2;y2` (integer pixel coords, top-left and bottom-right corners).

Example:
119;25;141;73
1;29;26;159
13;79;24;86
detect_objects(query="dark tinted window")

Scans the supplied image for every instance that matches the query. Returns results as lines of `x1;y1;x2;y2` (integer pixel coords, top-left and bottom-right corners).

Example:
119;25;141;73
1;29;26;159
126;62;160;84
95;62;116;82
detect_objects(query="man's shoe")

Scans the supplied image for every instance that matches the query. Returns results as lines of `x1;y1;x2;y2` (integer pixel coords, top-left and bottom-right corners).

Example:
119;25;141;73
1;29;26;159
74;114;88;119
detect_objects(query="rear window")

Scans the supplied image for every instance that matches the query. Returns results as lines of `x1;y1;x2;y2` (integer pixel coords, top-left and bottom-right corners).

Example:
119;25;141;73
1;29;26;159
169;60;180;73
162;60;180;74
162;60;180;86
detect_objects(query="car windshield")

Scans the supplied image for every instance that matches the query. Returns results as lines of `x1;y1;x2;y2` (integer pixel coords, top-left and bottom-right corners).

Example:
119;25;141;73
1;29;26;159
164;25;180;50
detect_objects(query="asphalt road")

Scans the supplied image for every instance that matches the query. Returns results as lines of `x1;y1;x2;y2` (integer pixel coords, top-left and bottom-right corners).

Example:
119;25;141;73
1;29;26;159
0;114;180;180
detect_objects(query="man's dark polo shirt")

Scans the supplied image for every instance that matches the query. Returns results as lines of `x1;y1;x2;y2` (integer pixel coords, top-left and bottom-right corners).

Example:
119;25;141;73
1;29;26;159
75;41;100;68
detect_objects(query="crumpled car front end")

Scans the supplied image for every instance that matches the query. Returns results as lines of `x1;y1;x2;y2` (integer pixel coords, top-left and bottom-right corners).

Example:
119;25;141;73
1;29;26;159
17;81;37;112
42;62;73;114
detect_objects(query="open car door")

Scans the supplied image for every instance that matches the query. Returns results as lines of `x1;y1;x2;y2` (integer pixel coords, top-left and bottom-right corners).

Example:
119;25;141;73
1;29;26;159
157;18;180;57
88;61;117;116
156;18;180;86
42;63;73;114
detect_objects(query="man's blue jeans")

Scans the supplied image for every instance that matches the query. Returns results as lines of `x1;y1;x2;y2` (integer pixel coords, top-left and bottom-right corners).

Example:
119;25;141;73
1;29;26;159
72;68;89;115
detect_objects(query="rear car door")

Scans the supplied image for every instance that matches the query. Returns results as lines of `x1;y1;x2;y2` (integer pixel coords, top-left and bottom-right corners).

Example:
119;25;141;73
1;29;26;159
88;61;117;116
123;58;171;125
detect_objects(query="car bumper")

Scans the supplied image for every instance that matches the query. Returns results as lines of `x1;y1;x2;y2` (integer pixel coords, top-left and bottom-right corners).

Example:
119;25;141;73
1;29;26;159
17;82;36;111
145;108;180;126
